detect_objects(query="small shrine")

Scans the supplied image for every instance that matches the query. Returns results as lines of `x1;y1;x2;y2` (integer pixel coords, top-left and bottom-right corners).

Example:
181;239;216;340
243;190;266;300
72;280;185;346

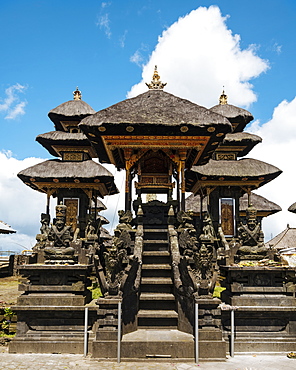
10;69;296;360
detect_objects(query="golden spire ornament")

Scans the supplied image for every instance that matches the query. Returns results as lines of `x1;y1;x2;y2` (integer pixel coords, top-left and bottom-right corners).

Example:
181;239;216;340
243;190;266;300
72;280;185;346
73;87;82;100
219;89;228;105
146;65;167;90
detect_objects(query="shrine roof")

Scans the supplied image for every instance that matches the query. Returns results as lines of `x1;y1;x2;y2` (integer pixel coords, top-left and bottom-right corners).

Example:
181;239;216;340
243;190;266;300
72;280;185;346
218;132;262;157
79;89;232;129
186;158;282;192
288;202;296;213
265;225;296;250
48;99;95;130
0;220;16;234
185;192;281;216
190;158;281;178
36;131;96;157
17;159;118;196
210;103;253;132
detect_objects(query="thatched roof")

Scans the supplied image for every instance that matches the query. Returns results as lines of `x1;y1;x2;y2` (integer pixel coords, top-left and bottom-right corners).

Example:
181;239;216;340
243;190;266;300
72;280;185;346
185;192;281;216
190;158;281;178
186;158;282;192
91;198;106;211
288;202;296;214
48;100;95;130
80;90;232;128
0;221;16;234
210;103;253;132
36;131;95;157
217;132;262;157
265;225;296;250
18;159;118;196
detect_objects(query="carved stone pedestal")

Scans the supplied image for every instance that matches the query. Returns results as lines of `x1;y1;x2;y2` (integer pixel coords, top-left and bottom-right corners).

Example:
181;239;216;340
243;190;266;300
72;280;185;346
92;297;121;359
195;297;226;360
221;266;296;353
9;264;94;354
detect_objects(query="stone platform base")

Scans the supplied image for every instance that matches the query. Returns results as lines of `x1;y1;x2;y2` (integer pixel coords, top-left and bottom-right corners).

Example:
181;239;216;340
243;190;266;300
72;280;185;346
92;329;226;361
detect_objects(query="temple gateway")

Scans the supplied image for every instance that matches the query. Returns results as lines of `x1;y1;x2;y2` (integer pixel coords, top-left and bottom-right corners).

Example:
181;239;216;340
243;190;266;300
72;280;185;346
10;68;296;361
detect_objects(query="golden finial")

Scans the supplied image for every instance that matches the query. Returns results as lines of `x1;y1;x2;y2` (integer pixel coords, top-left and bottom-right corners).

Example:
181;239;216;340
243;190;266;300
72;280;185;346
219;89;228;105
73;87;82;100
145;65;167;90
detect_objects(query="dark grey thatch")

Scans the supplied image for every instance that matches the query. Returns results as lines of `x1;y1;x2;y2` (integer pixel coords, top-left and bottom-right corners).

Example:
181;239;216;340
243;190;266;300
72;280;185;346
36;131;93;157
239;192;281;214
0;220;16;234
265;225;296;250
80;90;232;128
218;132;262;157
18;159;114;179
48;100;95;130
49;100;95;118
191;158;282;178
223;132;262;144
288;202;296;214
210;103;253;132
185;192;281;215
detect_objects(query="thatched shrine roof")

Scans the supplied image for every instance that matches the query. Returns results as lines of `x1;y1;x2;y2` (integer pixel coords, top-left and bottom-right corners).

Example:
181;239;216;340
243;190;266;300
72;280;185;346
185;192;281;217
210;103;253;132
0;220;16;234
36;131;96;157
17;159;118;197
288;202;296;214
186;158;282;193
219;132;262;157
49;99;95;131
265;225;296;250
79;89;233;168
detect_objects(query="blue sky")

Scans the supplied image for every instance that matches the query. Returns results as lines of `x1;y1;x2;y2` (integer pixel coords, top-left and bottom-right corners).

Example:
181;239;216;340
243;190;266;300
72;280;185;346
1;0;296;251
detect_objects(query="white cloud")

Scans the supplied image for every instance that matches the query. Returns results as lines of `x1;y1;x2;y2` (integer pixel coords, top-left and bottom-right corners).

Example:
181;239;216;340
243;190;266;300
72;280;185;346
0;151;48;250
0;83;27;120
130;50;144;66
248;97;296;241
128;6;269;108
96;3;112;39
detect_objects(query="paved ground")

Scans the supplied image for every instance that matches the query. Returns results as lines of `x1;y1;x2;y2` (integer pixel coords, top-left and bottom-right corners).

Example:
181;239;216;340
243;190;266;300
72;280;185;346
0;352;295;370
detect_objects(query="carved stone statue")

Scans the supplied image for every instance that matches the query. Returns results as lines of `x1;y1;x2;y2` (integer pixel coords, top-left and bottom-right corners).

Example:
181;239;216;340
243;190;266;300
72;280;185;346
44;203;76;264
33;213;50;251
199;213;215;242
237;204;269;258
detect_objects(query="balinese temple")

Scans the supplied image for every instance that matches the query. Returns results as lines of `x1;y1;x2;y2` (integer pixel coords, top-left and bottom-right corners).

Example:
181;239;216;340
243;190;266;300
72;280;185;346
17;88;118;235
185;90;282;238
12;68;296;361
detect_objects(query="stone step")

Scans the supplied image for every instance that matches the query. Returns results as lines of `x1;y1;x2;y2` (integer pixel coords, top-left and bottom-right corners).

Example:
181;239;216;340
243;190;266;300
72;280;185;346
142;251;170;264
142;264;171;270
138;310;178;318
141;277;172;285
141;264;172;278
140;292;175;301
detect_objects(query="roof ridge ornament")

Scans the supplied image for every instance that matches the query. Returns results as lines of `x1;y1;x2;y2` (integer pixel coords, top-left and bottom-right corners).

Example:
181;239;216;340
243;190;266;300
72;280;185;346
219;89;228;105
73;87;82;100
146;65;167;90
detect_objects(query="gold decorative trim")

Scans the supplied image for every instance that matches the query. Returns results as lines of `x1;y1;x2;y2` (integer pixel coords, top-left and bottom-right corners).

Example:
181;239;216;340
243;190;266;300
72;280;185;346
180;126;188;132
98;126;106;132
207;127;215;132
126;126;134;132
216;133;224;137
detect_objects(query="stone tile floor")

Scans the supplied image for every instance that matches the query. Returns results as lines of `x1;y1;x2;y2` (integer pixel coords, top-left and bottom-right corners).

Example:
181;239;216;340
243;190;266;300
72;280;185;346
0;351;295;370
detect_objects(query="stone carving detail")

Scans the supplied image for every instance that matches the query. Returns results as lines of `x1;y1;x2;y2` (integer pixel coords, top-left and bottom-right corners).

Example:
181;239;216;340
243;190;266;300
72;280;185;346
43;203;76;264
33;213;51;251
96;210;134;297
177;212;218;298
237;204;270;259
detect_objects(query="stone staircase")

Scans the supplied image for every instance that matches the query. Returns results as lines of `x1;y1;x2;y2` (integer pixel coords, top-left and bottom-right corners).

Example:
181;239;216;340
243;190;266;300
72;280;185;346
137;227;178;329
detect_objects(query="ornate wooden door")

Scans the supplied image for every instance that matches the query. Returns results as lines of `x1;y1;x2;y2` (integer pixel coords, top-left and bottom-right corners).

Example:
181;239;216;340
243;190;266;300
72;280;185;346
64;198;79;232
220;198;235;236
